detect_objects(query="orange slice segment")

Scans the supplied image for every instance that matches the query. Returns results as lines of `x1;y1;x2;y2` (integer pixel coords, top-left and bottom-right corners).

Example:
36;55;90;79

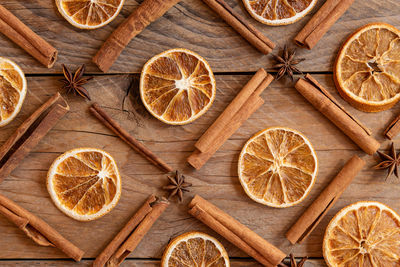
47;148;121;221
55;0;124;29
323;201;400;267
161;231;230;267
242;0;317;25
335;23;400;112
0;57;27;127
140;48;216;125
238;127;318;208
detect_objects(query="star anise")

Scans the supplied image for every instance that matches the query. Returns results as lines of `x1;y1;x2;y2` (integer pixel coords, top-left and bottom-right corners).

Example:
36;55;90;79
60;64;93;100
272;45;305;81
163;171;192;202
373;142;400;180
278;254;308;267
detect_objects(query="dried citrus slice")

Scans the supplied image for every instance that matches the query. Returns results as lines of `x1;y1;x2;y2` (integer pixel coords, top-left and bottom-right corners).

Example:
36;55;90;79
242;0;317;26
0;57;27;127
47;148;121;221
323;201;400;267
335;23;400;112
161;231;230;267
238;127;318;208
55;0;124;29
140;48;216;125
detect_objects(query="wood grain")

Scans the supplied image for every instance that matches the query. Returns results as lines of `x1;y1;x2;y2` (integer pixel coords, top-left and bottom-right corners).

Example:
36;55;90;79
0;0;398;74
0;259;325;267
0;74;399;261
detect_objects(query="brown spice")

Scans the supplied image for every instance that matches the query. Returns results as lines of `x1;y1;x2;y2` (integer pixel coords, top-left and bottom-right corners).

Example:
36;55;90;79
201;0;275;54
294;74;380;155
93;196;169;267
286;155;365;244
278;254;308;267
163;171;192;202
384;114;400;140
188;195;286;267
0;5;57;67
92;0;181;72
373;143;400;180
272;45;304;80
0;93;69;184
294;0;355;49
61;64;92;101
0;194;84;261
89;103;173;173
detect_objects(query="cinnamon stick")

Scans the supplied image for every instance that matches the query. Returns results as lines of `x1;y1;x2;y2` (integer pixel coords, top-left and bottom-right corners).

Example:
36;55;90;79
93;195;156;267
286;155;365;244
0;5;57;67
188;195;286;267
294;74;380;155
92;0;180;72
0;93;69;183
90;103;173;173
294;0;355;49
93;196;169;267
188;71;274;170
383;114;400;139
201;0;275;54
0;194;84;261
196;68;269;152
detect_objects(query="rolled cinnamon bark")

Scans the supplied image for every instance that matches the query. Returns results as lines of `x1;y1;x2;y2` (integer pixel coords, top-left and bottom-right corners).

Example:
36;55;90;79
188;71;273;170
0;93;69;183
106;198;169;266
0;194;84;261
93;195;156;267
202;0;275;54
294;0;355;49
286;155;365;244
188;195;286;266
294;74;380;155
92;0;181;72
384;114;400;139
195;68;269;152
0;5;57;67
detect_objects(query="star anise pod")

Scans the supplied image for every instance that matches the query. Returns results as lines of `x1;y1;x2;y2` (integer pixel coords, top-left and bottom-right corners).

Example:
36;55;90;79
163;171;192;202
272;45;305;81
60;64;93;100
278;254;308;267
373;142;400;180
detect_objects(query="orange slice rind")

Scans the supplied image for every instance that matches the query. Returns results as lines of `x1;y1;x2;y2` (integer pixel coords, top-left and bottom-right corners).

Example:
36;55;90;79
335;23;400;112
47;147;121;221
55;0;124;29
238;127;318;208
242;0;317;26
323;201;400;267
161;231;230;267
0;57;27;127
140;48;216;125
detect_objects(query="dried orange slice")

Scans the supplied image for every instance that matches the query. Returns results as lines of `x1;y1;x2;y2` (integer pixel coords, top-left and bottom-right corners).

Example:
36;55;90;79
161;231;230;267
0;57;27;127
335;23;400;112
140;48;216;125
238;127;318;208
323;201;400;267
242;0;317;26
55;0;124;29
47;148;121;221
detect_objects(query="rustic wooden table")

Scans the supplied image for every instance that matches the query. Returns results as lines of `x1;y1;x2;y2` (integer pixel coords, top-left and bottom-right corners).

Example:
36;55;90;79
1;1;399;266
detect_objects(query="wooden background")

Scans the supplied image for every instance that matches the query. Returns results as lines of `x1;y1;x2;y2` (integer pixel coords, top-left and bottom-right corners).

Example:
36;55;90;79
0;0;399;266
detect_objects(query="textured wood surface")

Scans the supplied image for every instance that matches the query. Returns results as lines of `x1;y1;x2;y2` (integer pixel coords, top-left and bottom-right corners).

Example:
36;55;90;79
0;0;399;74
1;0;400;266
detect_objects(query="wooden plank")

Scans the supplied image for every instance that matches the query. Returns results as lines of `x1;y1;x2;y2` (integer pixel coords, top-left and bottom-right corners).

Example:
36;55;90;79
0;74;399;260
0;259;325;266
0;1;398;74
